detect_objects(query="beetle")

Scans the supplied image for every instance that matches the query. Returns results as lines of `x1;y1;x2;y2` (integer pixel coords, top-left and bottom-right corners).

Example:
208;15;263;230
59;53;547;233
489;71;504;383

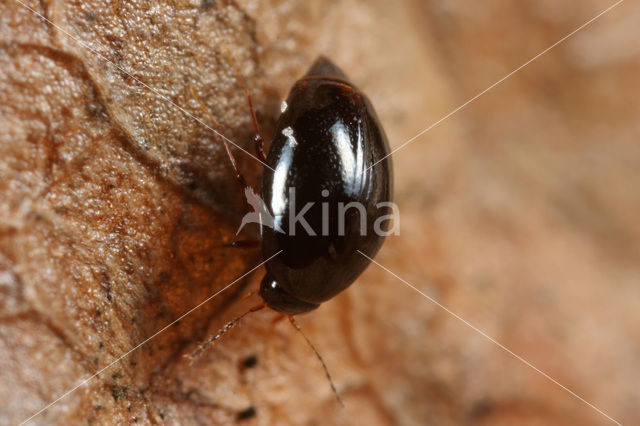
190;56;393;404
259;56;393;314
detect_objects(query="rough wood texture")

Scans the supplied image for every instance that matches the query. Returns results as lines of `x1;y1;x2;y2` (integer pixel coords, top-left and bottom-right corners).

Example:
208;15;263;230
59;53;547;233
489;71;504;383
1;0;639;424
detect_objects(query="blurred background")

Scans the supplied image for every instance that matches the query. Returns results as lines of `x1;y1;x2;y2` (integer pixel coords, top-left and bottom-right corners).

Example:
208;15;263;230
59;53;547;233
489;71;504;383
1;0;639;424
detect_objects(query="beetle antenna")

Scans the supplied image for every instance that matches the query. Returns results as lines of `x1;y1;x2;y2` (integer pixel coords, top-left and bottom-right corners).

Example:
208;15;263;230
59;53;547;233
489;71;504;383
187;301;266;361
288;315;344;407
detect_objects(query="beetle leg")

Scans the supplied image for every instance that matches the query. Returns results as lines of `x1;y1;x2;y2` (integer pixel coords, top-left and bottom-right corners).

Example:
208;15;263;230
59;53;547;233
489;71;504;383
189;83;249;190
219;43;266;163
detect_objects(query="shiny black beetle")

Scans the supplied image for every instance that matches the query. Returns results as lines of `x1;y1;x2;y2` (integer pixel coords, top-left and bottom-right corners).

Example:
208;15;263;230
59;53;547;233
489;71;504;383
258;57;393;314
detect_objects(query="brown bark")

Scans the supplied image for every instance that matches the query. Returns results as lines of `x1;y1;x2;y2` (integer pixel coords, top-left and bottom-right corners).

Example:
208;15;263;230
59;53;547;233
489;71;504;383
1;0;639;425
